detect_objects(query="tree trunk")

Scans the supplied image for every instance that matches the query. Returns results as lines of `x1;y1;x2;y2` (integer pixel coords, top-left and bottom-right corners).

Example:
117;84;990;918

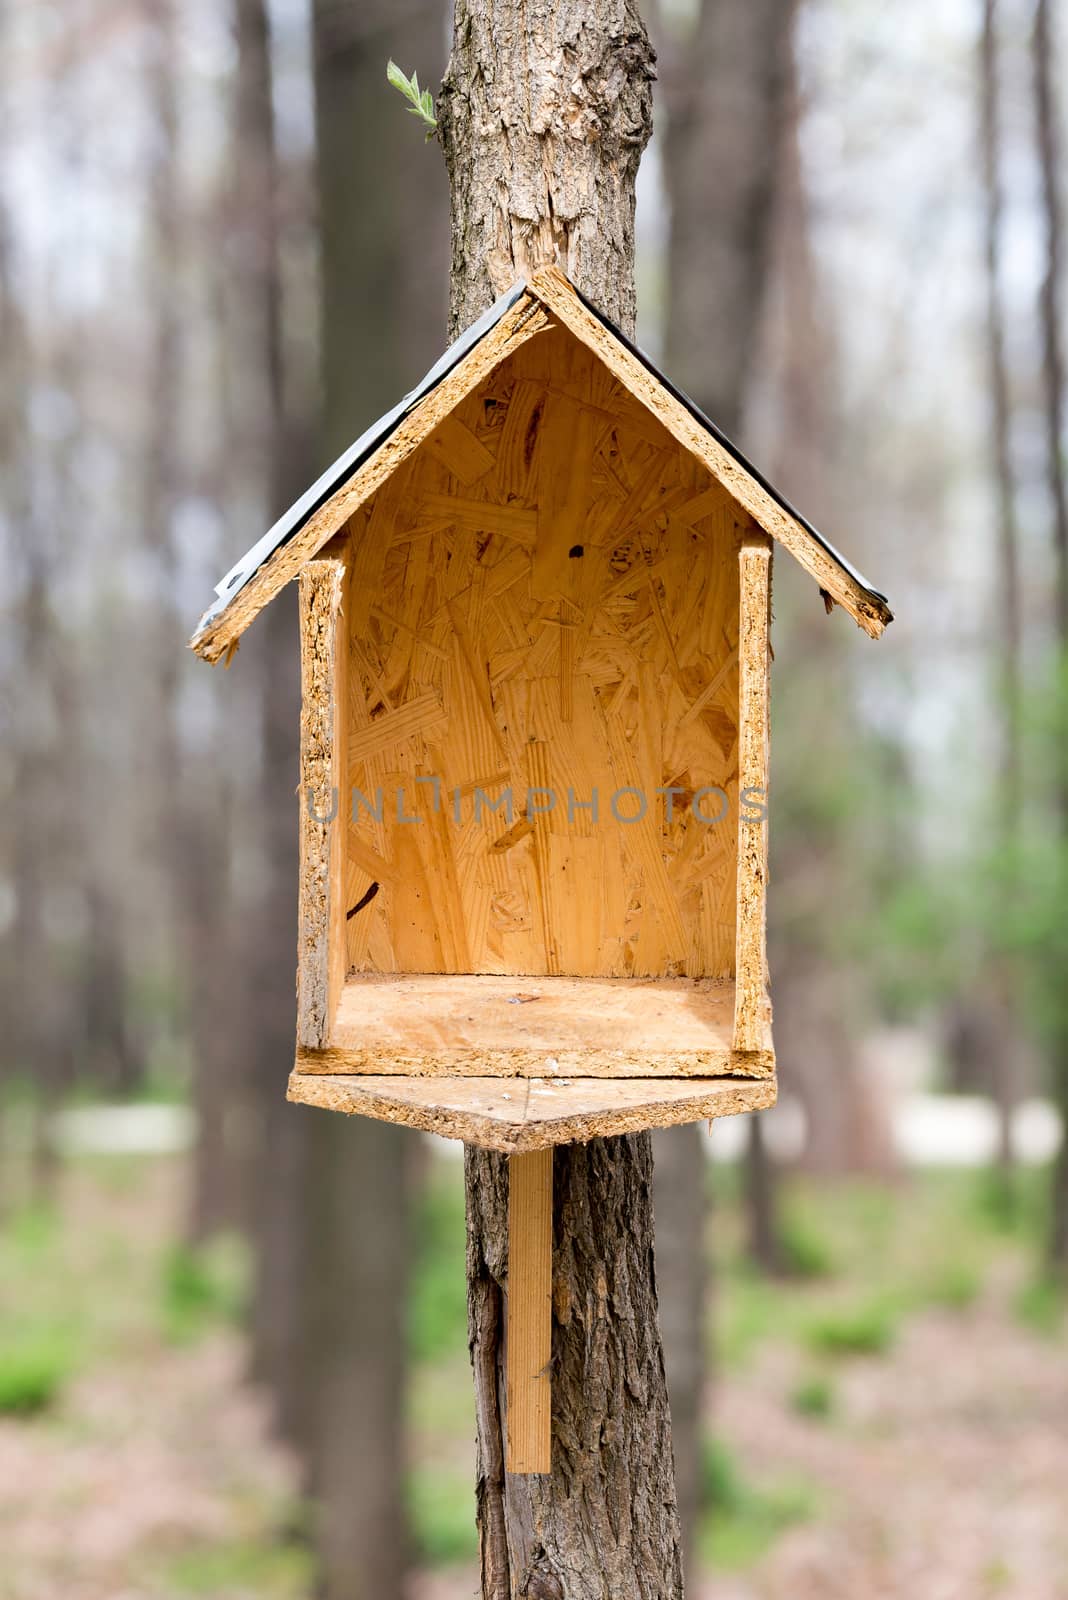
648;1123;704;1573
660;0;797;441
228;0;307;1429
650;0;797;1554
440;9;683;1597
1032;0;1068;1269
979;0;1022;1204
298;3;450;1594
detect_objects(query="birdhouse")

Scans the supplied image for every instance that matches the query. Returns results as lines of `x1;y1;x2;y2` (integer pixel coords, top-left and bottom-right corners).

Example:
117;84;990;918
191;266;891;1471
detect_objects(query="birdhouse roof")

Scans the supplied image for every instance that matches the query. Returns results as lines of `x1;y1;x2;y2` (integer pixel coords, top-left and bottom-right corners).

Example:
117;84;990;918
190;266;891;663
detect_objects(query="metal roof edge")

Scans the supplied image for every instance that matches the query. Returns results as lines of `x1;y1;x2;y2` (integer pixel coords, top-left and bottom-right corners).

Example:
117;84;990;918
192;278;529;641
554;275;891;616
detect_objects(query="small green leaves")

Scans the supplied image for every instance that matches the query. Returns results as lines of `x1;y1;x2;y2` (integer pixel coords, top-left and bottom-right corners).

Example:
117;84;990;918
386;60;438;139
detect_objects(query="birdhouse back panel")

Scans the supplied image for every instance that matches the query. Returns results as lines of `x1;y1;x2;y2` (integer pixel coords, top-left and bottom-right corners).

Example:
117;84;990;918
340;327;745;986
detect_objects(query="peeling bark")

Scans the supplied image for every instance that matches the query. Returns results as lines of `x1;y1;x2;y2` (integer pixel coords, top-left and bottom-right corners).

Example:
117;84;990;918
439;0;656;339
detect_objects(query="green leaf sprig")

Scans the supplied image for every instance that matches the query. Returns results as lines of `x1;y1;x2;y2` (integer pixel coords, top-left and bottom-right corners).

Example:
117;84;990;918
386;60;438;139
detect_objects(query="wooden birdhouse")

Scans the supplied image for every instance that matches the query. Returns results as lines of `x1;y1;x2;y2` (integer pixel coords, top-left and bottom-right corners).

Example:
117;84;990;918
191;267;891;1471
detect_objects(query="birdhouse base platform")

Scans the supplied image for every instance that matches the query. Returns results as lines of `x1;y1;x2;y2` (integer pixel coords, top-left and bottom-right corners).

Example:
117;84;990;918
286;1064;775;1153
289;971;774;1150
296;972;774;1078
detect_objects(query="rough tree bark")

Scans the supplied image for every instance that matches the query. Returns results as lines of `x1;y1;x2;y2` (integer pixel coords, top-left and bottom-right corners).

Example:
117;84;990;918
439;9;684;1598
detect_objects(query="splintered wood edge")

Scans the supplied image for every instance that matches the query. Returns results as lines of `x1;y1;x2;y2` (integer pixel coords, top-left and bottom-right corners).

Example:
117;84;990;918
297;561;346;1049
190;295;552;663
285;1072;778;1153
733;537;771;1054
527;267;891;639
294;1042;775;1080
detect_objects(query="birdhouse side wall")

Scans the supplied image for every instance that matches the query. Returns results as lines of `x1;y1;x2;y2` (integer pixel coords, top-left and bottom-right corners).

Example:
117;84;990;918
733;536;772;1056
296;558;348;1048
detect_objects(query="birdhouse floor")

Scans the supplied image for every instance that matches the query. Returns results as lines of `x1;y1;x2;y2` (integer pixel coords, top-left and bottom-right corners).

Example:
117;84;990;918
286;1065;776;1153
289;972;774;1149
297;972;774;1079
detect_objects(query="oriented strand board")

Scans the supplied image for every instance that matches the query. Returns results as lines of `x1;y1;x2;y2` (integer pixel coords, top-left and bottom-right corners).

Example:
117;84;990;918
286;1068;777;1152
297;560;347;1048
733;537;771;1056
527;268;891;639
342;329;743;983
295;973;773;1078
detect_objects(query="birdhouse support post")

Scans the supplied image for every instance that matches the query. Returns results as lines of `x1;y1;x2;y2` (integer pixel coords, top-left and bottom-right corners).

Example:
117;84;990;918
297;558;348;1051
733;532;772;1056
506;1148;553;1474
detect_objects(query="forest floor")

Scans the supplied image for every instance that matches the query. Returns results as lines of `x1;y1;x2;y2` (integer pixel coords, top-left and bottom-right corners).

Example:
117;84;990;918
0;1145;1064;1600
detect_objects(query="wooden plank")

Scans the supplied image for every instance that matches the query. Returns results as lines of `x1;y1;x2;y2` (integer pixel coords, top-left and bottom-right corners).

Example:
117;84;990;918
733;536;772;1056
297;560;347;1049
286;1069;777;1152
507;1149;553;1474
190;295;552;662
300;972;773;1077
527;266;892;639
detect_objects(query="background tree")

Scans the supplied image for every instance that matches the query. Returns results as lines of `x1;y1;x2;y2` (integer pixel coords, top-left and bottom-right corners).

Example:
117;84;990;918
646;0;799;1561
294;5;450;1597
1032;0;1068;1268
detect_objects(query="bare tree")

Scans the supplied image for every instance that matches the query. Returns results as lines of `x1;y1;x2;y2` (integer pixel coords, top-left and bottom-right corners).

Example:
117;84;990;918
660;0;798;439
1032;0;1068;1268
647;0;798;1556
228;0;307;1435
294;5;450;1596
976;0;1024;1196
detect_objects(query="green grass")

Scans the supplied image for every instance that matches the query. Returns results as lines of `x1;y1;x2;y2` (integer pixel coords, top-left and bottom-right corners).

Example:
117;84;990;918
967;1165;1050;1240
409;1163;467;1364
776;1206;837;1279
920;1257;983;1311
0;1333;73;1415
409;1464;478;1564
1014;1275;1065;1339
698;1438;815;1570
790;1372;835;1419
161;1236;248;1346
5;1203;60;1257
160;1536;314;1595
804;1297;898;1358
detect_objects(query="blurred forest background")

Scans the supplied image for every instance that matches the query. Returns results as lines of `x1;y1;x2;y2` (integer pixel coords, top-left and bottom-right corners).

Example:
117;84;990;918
1;0;1067;1597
